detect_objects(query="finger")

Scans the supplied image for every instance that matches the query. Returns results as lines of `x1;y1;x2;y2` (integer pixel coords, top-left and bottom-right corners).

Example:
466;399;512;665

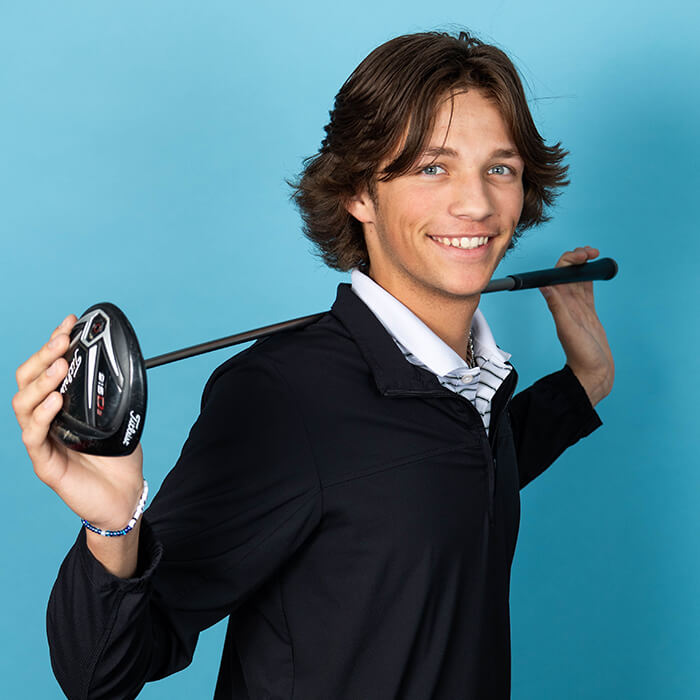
539;283;565;310
16;315;76;389
49;314;77;341
539;285;554;301
555;246;600;268
15;329;71;390
21;390;64;468
550;275;593;306
541;278;598;322
565;247;598;302
12;356;68;428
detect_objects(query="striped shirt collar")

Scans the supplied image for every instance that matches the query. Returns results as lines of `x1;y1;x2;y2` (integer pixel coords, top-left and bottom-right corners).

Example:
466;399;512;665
350;269;511;377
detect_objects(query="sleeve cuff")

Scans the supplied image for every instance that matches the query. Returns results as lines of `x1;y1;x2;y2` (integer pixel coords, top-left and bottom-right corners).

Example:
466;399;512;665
76;516;164;593
512;364;604;489
560;364;604;439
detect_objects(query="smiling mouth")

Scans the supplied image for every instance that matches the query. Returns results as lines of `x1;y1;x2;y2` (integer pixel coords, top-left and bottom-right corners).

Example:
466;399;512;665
429;235;490;250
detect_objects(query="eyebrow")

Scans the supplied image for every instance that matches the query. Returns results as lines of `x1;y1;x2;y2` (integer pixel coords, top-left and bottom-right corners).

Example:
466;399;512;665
420;146;522;160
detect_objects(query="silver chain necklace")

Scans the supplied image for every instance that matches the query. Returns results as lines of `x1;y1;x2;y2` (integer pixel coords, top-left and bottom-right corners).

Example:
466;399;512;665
466;331;475;368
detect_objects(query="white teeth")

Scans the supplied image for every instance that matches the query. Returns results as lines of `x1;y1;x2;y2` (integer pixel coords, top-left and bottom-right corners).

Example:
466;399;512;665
433;236;489;250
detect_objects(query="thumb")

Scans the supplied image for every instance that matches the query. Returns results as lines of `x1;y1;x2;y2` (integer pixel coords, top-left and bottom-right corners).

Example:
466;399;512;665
539;285;562;312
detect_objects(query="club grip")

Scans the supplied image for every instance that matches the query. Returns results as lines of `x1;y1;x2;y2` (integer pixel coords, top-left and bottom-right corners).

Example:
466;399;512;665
507;257;618;291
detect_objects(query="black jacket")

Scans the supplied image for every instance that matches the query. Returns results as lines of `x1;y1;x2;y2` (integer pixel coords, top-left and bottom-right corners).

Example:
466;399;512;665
47;284;602;699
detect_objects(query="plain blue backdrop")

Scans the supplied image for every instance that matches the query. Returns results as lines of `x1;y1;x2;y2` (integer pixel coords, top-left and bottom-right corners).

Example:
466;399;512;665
2;1;699;697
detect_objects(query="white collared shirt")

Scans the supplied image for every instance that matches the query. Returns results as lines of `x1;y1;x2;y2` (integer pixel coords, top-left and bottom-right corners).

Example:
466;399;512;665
351;269;513;433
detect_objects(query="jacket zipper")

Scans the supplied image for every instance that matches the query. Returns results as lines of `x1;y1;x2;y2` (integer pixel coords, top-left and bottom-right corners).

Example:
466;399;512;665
485;379;516;522
383;376;516;524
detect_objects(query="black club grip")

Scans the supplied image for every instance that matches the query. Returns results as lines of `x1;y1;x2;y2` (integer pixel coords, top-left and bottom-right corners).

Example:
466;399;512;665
505;257;618;291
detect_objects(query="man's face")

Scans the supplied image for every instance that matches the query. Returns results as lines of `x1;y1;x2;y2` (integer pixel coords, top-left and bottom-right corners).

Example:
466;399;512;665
347;89;525;308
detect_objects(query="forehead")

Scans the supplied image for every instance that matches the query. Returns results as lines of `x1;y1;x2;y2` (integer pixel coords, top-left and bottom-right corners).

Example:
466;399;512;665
427;89;514;147
379;86;517;176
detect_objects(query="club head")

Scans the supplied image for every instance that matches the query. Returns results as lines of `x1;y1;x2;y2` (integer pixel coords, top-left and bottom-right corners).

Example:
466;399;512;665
49;303;147;456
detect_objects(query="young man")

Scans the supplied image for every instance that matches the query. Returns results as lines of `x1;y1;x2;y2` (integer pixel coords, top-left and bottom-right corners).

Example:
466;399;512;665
13;31;613;699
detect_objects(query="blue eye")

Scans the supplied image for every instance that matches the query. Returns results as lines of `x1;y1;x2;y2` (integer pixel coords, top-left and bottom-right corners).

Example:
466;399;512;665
488;165;513;176
421;164;445;176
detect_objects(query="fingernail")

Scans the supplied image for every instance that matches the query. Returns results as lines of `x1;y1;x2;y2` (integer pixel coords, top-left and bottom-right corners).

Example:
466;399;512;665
48;337;59;350
46;360;58;376
45;393;60;409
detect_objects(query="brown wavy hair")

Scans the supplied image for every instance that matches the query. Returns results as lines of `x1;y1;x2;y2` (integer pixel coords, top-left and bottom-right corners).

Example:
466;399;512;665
290;30;569;271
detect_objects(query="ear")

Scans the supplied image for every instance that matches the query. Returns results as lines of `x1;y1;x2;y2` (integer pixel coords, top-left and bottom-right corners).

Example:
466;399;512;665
345;188;377;225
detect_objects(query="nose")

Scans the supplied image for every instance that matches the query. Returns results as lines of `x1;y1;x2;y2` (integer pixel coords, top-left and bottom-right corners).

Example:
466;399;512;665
447;171;494;221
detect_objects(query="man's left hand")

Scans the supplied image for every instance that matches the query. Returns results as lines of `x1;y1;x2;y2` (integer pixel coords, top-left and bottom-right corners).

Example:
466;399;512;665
539;246;615;407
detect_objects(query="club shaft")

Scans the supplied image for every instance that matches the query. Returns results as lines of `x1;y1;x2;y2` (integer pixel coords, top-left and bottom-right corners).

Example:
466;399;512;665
144;257;617;369
145;313;326;369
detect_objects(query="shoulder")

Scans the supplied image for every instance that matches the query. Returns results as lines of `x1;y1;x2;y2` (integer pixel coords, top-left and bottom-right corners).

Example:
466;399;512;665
200;309;361;408
158;316;342;511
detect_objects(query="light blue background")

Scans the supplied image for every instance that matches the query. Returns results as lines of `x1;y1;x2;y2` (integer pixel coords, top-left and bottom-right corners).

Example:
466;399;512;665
2;1;698;697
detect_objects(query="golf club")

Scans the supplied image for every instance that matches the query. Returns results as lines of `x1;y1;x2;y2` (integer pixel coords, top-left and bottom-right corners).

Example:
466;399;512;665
49;257;618;456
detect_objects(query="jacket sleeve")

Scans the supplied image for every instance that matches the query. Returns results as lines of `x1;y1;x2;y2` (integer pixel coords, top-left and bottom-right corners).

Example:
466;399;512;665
508;364;603;489
46;353;324;700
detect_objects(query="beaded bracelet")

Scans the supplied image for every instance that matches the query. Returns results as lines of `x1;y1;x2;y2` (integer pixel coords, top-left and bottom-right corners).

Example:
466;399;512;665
81;480;149;537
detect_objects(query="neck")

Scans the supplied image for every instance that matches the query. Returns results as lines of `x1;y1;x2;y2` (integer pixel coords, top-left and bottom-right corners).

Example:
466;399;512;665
412;295;479;360
369;272;479;359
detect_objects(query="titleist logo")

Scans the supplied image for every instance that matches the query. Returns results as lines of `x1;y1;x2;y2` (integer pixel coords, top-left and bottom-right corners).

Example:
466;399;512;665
60;350;83;394
122;411;141;446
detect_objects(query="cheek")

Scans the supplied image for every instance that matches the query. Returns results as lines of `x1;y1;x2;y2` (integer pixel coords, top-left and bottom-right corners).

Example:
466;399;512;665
513;183;525;218
497;187;524;228
379;197;428;238
402;192;444;233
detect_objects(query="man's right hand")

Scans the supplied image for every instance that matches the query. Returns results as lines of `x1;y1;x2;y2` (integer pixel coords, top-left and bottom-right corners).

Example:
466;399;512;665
12;315;145;577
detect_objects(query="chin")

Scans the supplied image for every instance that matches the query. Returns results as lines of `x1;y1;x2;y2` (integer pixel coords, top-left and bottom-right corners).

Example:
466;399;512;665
432;282;486;300
435;274;493;299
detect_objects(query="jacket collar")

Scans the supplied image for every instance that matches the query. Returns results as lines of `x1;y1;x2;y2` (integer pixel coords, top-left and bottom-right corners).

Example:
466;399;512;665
350;268;512;376
330;283;466;396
